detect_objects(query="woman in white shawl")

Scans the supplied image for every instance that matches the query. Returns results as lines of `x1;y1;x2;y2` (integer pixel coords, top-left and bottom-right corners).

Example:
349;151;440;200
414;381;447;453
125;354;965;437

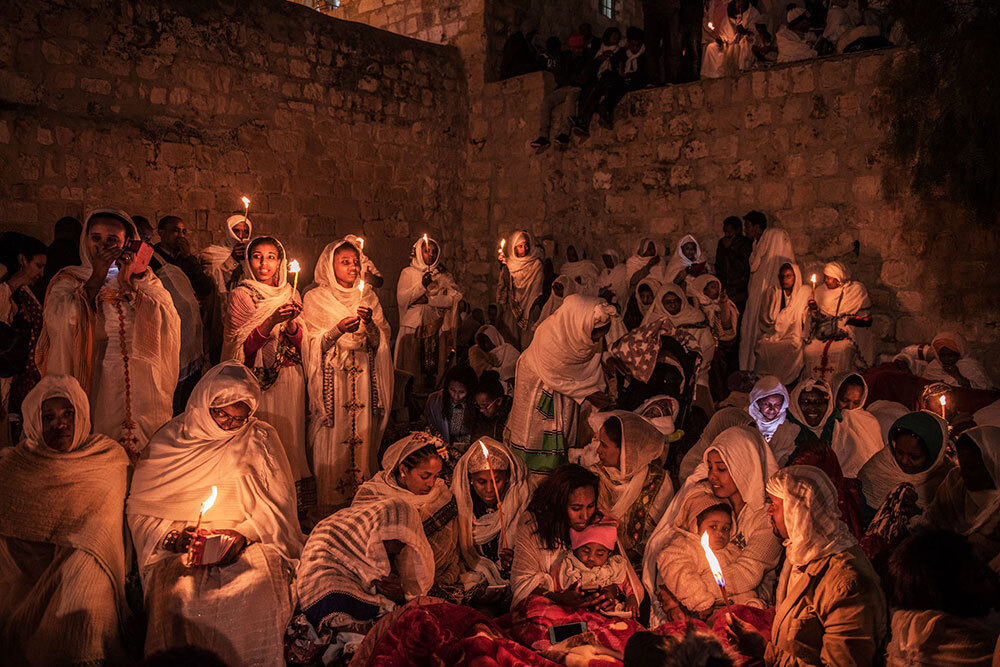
505;294;616;476
858;411;952;511
754;261;810;384
804;261;874;376
625;237;665;290
587;412;673;572
394;235;463;394
559;244;600;295
923;426;1000;570
645;425;782;624
0;376;130;665
598;248;628;310
468;324;520;386
687;273;738;344
533;274;578;328
922;330;994;389
37;208;179;459
452;437;533;587
200;213;251;296
497;230;545;350
680;376;800;479
623;275;660;331
289;498;434;657
353;431;461;587
127;361;304;665
663;233;710;287
739;227;795;370
642;282;716;389
302;236;393;507
786;377;883;477
224;236;310;492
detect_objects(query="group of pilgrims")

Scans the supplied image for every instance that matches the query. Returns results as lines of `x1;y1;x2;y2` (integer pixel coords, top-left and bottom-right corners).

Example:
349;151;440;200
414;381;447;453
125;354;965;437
1;207;999;666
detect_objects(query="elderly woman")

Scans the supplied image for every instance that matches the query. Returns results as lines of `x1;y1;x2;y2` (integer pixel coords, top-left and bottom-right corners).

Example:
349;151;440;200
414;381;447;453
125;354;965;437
394;235;463;395
497;230;545;350
754;261;810;384
505;294;615;476
287;498;434;662
923;426;1000;570
302;236;393;506
0;376;130;665
127;361;304;665
38;208;179;458
922;331;994;389
452;437;533;587
223;236;310;492
354;432;461;587
728;466;887;666
468;324;520;386
645;425;782;625
587;412;673;572
803;261;874;376
642;282;716;391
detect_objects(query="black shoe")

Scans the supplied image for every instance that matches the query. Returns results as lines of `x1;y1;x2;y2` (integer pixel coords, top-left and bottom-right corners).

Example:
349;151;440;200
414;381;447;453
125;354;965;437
530;136;550;151
554;133;570;147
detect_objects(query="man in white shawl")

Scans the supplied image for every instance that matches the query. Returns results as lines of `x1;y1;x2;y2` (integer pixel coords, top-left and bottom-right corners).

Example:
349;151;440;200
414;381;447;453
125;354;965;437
0;376;130;665
663;233;711;288
394;235;463;395
754;261;810;384
728;467;887;666
224;236;311;495
127;361;304;665
922;330;994;389
739;226;795;371
776;7;819;62
804;261;874;379
452;437;533;587
702;0;765;78
37;208;179;459
290;498;434;656
506;294;616;476
497;230;545;350
302;236;393;507
200;213;251;296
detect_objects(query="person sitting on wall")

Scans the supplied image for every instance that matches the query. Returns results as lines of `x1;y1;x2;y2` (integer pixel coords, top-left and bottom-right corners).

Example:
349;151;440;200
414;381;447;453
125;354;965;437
531;34;594;151
500;19;540;80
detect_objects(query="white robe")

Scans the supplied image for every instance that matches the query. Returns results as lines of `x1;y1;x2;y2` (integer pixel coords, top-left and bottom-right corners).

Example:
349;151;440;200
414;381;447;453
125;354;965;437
754;262;810;384
739;228;795;370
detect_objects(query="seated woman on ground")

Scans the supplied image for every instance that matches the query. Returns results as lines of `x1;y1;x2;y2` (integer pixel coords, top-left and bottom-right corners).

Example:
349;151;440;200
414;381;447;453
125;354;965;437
424;364;479;459
922;331;994;390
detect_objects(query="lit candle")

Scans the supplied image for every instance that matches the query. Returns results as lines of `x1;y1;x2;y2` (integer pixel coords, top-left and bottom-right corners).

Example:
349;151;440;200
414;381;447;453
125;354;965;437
810;274;817;298
241;196;250;219
479;440;508;550
288;259;301;291
358;279;365;293
700;531;733;614
186;486;218;566
423;233;429;245
708;21;715;30
358;237;365;250
939;394;947;420
499;238;506;255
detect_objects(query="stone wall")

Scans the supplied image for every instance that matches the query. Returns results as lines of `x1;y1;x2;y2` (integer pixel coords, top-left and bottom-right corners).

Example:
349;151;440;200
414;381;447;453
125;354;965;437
459;49;1000;376
0;0;468;327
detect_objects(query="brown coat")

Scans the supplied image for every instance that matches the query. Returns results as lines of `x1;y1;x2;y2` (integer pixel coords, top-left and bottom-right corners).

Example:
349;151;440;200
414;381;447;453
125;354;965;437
766;545;887;666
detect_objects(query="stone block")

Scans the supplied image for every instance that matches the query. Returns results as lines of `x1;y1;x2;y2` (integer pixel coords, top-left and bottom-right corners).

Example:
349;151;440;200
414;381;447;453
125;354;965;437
80;77;112;95
727;159;756;181
37;128;53;146
895;315;934;344
819;59;852;89
852;175;882;202
810;150;839;177
744;103;771;128
758;181;788;209
53;71;76;89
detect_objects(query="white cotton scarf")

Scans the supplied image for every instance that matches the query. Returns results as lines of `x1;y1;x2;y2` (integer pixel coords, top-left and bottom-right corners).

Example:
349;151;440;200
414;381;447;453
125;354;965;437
766;466;857;566
396;234;462;331
739;227;795;369
353;432;454;518
202;214;251;295
473;324;520;381
589;412;669;523
748;375;790;443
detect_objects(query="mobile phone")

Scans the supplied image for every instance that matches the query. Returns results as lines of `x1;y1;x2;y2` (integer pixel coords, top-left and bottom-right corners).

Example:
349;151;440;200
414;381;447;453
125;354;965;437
121;240;153;275
548;621;587;645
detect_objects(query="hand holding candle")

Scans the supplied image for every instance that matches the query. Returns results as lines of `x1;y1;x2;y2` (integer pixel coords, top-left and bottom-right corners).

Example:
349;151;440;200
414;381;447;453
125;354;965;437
478;440;508;549
700;531;733;614
186;486;218;566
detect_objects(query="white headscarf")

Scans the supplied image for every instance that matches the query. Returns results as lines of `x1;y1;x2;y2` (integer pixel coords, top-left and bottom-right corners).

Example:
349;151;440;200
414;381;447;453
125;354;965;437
787;378;835;439
56;207;139;283
224;236;297;362
127;361;303;560
832;372;869;408
353;432;453;516
590;412;670;521
633;277;661;318
759;260;810;341
636;395;679;436
858;411;952;509
625;238;661;286
344;233;381;279
598;248;628;308
473;324;520;382
814;261;873;364
664;234;707;283
641;282;708;329
409;235;441;272
535;275;578;326
202;214;252;294
766;466;857;566
748;376;790;442
955;426;1000;535
519;294;616;402
560;245;600;294
740;227;795;369
452;437;532;582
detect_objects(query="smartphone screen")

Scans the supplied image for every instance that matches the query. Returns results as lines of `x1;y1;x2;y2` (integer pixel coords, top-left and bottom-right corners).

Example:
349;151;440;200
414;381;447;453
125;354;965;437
549;622;587;644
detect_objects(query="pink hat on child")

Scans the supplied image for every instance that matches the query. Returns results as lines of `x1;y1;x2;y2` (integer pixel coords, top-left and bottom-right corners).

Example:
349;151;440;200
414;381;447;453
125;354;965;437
570;519;618;550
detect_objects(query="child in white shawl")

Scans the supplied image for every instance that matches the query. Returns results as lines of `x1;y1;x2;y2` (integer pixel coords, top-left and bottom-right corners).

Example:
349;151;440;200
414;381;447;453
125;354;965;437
556;519;640;617
394;235;463;394
37;208;179;459
224;236;311;491
497;230;545;350
127;361;304;665
302;237;393;507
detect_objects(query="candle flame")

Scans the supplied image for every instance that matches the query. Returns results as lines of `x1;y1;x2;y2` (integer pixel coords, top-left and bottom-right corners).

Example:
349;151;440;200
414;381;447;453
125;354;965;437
241;196;250;208
708;21;715;30
358;237;365;250
939;395;947;406
288;259;301;273
500;238;506;249
700;532;726;587
423;233;429;244
201;486;218;515
358;279;365;293
479;440;490;458
810;274;817;284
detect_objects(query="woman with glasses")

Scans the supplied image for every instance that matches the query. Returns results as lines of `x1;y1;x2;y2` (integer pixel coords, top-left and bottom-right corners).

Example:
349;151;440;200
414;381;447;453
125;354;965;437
127;361;303;665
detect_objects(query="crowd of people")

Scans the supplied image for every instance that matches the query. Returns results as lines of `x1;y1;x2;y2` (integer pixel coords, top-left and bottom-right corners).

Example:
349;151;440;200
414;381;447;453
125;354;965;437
1;206;999;667
503;1;902;150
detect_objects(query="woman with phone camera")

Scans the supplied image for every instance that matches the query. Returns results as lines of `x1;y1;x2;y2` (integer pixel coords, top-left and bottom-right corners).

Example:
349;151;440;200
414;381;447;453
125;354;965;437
224;236;311;510
37;208;179;459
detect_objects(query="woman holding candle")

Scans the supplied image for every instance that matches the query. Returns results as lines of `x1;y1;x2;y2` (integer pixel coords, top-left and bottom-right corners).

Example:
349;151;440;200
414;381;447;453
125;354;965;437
452;437;532;588
803;261;874;377
0;375;130;665
497;230;545;350
224;236;311;501
127;361;304;665
353;431;461;588
644;425;782;626
394;234;463;395
301;236;393;507
753;261;810;384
